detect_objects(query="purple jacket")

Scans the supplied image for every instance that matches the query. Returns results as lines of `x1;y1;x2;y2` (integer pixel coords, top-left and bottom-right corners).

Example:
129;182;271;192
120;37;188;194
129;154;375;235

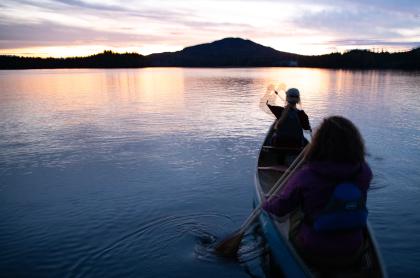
263;161;372;257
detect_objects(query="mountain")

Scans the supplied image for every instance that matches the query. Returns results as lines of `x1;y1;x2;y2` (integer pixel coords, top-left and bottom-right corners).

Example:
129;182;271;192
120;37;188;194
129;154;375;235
146;37;299;67
0;37;419;69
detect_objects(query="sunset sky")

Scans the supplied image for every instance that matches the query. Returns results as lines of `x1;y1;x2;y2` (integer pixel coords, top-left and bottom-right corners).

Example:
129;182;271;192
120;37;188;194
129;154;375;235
0;0;419;57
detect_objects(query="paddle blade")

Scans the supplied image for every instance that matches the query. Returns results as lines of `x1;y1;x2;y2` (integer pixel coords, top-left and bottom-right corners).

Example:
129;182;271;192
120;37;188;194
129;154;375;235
277;82;287;93
260;84;278;117
213;230;244;258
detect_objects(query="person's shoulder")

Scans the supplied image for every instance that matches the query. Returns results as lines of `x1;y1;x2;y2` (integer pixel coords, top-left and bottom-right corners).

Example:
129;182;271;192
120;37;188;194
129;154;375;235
301;164;321;178
298;109;308;116
290;164;318;186
267;104;285;118
360;160;373;181
269;104;284;110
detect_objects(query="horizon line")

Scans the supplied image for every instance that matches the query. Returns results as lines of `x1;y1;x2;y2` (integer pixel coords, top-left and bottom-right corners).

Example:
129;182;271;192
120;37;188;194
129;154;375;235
1;37;419;59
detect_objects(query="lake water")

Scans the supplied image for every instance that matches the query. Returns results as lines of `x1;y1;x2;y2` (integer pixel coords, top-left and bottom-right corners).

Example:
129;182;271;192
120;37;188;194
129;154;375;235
0;68;419;277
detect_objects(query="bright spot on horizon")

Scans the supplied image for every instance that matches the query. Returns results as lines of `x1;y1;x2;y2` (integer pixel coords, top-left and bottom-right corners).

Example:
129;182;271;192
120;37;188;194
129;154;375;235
0;0;419;57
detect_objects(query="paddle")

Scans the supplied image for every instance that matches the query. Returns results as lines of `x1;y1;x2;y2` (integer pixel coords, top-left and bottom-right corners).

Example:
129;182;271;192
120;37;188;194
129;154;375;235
214;145;308;257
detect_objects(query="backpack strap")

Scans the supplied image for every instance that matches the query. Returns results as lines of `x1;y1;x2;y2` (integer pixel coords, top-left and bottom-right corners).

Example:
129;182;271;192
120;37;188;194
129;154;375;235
304;164;368;233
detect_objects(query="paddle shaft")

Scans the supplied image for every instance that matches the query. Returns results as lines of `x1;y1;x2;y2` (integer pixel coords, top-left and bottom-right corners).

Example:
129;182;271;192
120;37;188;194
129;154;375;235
236;148;307;235
265;147;306;197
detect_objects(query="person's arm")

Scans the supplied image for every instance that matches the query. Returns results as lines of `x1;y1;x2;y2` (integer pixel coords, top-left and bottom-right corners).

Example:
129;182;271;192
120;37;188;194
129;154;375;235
263;171;302;217
267;104;284;119
298;110;311;131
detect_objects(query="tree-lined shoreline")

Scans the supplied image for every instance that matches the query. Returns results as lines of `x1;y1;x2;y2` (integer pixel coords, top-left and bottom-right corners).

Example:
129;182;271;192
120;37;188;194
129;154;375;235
1;38;419;70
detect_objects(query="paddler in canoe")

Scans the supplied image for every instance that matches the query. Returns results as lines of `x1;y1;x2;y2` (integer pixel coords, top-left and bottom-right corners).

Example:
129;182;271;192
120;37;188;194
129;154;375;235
267;88;311;148
263;115;373;268
215;87;383;275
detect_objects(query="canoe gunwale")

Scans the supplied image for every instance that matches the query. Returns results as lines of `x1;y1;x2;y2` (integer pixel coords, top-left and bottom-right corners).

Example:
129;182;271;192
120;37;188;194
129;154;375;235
255;173;313;277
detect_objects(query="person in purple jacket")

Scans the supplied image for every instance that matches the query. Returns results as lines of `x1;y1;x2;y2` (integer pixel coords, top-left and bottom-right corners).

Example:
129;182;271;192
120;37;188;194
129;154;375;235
263;116;372;265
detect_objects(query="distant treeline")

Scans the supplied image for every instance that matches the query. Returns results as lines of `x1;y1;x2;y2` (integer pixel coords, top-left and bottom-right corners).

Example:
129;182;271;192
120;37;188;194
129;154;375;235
298;48;420;69
1;38;419;69
0;51;147;69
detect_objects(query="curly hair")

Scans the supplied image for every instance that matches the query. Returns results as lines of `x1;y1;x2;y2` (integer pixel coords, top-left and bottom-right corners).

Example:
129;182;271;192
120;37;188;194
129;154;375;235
305;116;365;163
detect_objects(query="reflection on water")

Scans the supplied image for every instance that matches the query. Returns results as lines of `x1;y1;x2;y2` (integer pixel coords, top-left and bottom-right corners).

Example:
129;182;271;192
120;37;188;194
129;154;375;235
0;68;419;277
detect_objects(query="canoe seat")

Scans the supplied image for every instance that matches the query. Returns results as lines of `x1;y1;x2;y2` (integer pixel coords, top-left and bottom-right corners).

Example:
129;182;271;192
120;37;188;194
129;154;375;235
262;146;303;152
258;165;289;172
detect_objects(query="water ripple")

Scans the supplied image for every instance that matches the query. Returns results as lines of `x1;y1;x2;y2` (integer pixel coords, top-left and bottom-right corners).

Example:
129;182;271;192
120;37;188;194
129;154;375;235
1;68;419;277
67;213;235;277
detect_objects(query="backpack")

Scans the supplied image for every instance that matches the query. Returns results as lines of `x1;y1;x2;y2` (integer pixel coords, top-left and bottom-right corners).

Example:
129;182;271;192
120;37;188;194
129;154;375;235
312;182;368;232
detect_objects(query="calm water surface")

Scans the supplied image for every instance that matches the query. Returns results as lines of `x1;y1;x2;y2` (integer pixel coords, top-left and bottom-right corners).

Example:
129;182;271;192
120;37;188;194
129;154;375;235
0;68;419;277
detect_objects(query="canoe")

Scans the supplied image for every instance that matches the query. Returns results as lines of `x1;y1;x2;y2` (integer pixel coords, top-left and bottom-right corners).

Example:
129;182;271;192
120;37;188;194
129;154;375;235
254;122;387;277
